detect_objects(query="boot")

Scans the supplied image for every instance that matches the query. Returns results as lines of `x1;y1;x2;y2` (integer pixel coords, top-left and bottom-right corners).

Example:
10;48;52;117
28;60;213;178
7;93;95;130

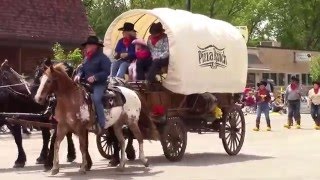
284;119;292;129
253;124;260;131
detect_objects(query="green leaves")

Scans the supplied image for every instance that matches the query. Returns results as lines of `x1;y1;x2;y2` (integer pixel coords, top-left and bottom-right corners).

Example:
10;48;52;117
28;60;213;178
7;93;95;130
52;43;83;66
310;55;320;82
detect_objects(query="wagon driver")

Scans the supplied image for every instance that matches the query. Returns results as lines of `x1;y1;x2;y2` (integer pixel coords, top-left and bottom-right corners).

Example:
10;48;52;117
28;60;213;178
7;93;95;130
74;36;111;134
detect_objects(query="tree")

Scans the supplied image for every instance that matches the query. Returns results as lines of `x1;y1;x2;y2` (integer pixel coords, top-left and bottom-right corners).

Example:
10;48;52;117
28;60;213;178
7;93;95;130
310;55;320;82
52;43;83;66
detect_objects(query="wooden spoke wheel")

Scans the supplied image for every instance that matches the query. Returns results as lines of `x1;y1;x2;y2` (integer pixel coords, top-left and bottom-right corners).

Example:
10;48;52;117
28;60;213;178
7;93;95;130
221;105;245;155
96;131;114;159
161;117;187;162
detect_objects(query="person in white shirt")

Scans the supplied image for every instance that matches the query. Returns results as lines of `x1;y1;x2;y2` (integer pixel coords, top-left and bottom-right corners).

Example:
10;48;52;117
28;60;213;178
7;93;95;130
307;81;320;130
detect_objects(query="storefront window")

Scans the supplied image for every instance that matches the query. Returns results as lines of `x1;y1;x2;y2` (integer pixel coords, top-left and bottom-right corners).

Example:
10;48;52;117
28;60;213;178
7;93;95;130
247;73;256;87
278;73;285;86
308;74;312;85
270;73;277;85
302;74;307;85
262;73;269;80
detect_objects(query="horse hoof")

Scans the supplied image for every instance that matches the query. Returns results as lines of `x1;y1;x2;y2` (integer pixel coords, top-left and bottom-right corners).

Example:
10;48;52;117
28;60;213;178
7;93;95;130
67;156;76;162
44;164;53;172
144;160;149;167
51;168;59;175
85;164;91;171
36;157;47;164
13;162;25;168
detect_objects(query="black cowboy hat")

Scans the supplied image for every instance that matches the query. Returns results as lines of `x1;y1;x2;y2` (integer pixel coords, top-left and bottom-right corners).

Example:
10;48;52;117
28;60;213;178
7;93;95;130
118;22;137;32
257;81;267;87
290;76;299;82
81;36;104;47
149;22;165;35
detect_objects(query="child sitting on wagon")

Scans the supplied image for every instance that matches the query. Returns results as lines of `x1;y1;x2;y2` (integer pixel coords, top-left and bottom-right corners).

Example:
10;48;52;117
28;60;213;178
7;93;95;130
129;39;152;81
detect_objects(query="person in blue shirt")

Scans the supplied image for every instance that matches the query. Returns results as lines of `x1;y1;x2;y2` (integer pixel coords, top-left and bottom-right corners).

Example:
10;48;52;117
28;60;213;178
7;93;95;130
111;22;137;79
74;36;111;134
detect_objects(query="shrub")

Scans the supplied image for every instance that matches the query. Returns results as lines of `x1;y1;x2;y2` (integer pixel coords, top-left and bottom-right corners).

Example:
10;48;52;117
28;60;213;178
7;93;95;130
52;43;83;66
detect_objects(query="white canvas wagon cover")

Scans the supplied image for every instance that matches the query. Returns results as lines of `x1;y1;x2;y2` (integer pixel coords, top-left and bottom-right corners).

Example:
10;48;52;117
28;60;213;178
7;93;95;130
104;8;248;95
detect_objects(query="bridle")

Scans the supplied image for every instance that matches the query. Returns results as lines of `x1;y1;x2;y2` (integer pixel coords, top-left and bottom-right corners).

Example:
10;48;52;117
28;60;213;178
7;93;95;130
0;67;31;98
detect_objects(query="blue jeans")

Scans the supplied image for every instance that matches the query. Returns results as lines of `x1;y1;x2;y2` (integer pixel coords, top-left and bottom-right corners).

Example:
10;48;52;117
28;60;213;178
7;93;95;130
288;99;301;125
91;84;106;128
311;103;320;125
256;102;271;128
110;60;130;79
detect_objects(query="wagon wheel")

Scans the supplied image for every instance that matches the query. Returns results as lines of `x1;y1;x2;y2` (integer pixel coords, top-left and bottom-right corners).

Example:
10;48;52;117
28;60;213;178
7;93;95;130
96;131;114;159
221;105;245;155
161;117;187;162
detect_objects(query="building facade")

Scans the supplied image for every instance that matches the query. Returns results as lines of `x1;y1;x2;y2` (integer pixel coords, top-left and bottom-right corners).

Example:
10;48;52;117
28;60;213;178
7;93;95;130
0;0;94;75
247;46;320;92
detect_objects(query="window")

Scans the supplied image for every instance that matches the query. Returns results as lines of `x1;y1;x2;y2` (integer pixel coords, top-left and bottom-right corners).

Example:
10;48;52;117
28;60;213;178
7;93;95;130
270;73;277;85
262;73;269;80
278;73;285;86
247;73;256;87
302;74;307;85
308;74;312;85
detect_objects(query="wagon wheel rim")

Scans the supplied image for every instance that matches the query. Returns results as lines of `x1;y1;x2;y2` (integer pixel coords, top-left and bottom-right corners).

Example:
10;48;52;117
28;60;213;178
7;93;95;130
99;133;114;158
163;122;185;157
224;109;244;153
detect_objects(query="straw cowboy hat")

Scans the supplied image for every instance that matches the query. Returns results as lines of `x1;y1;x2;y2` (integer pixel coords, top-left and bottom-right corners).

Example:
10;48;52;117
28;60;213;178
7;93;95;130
118;22;137;32
81;36;104;47
132;39;147;46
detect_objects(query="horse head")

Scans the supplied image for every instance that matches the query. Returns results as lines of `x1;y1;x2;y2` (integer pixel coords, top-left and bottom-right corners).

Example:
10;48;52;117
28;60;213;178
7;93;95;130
34;63;72;104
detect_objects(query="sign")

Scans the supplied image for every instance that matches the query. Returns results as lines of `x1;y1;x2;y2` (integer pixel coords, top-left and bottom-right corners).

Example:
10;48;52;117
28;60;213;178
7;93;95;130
198;45;227;69
236;26;248;43
295;52;312;62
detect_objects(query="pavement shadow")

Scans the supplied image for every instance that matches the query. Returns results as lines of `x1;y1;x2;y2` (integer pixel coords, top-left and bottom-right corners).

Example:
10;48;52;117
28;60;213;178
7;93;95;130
0;162;81;173
52;166;163;180
131;152;274;167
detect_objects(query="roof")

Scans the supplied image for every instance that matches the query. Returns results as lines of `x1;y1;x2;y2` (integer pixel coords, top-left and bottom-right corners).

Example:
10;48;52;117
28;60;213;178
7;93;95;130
248;53;270;71
0;0;94;46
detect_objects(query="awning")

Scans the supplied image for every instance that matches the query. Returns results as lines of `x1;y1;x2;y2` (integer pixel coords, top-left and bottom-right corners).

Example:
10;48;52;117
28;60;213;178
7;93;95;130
248;53;270;71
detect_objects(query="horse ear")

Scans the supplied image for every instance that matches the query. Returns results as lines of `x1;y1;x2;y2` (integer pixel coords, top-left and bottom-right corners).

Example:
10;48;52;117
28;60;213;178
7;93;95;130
49;65;54;72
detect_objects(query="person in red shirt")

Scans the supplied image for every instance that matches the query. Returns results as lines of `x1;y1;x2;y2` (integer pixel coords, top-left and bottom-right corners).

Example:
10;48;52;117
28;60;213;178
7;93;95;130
253;81;272;131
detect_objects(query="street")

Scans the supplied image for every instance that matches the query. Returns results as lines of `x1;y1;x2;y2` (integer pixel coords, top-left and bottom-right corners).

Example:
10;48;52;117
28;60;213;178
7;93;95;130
0;113;319;180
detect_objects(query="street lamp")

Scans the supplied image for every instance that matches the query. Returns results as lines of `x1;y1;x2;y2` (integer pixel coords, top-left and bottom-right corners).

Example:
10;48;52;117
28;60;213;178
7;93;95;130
186;0;191;11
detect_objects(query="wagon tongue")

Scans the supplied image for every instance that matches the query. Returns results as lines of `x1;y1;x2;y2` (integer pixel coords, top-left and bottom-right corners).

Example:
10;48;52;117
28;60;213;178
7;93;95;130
0;112;50;121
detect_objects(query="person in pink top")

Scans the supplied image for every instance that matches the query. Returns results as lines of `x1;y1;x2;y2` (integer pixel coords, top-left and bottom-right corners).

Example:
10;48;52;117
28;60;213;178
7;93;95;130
130;39;152;81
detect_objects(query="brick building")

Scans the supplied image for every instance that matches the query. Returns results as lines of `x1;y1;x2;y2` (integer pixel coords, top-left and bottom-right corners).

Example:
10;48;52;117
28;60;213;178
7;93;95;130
0;0;94;74
247;43;320;91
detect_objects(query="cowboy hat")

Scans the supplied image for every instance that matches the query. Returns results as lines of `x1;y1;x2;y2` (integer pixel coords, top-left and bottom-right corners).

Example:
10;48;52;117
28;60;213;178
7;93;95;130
118;22;137;32
81;36;104;47
257;80;267;87
132;39;147;46
290;76;299;82
149;22;165;35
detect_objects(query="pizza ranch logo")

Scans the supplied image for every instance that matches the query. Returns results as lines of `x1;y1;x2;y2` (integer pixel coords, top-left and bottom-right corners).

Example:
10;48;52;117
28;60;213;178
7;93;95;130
198;45;227;69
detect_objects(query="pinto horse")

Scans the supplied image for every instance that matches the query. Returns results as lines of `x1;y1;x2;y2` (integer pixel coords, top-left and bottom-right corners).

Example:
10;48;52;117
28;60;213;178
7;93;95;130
35;63;148;175
0;60;76;169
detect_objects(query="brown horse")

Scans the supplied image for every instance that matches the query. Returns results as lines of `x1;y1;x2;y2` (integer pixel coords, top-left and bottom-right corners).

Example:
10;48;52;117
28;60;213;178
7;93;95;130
34;63;148;175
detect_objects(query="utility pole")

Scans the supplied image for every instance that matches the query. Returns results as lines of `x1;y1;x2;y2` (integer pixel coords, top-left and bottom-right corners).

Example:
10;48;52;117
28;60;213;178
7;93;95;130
186;0;191;11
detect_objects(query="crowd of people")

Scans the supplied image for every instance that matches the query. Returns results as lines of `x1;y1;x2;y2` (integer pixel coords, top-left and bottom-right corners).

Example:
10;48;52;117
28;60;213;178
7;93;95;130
240;76;320;132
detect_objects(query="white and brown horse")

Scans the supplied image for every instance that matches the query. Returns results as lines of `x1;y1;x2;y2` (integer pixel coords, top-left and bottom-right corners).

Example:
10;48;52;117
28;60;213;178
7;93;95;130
34;63;148;175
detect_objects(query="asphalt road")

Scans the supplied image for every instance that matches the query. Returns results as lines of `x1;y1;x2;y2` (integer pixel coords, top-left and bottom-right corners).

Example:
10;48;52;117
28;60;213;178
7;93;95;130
0;113;319;180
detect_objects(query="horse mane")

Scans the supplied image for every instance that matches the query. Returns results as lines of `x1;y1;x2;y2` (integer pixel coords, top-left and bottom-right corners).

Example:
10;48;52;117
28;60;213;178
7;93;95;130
53;63;68;75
